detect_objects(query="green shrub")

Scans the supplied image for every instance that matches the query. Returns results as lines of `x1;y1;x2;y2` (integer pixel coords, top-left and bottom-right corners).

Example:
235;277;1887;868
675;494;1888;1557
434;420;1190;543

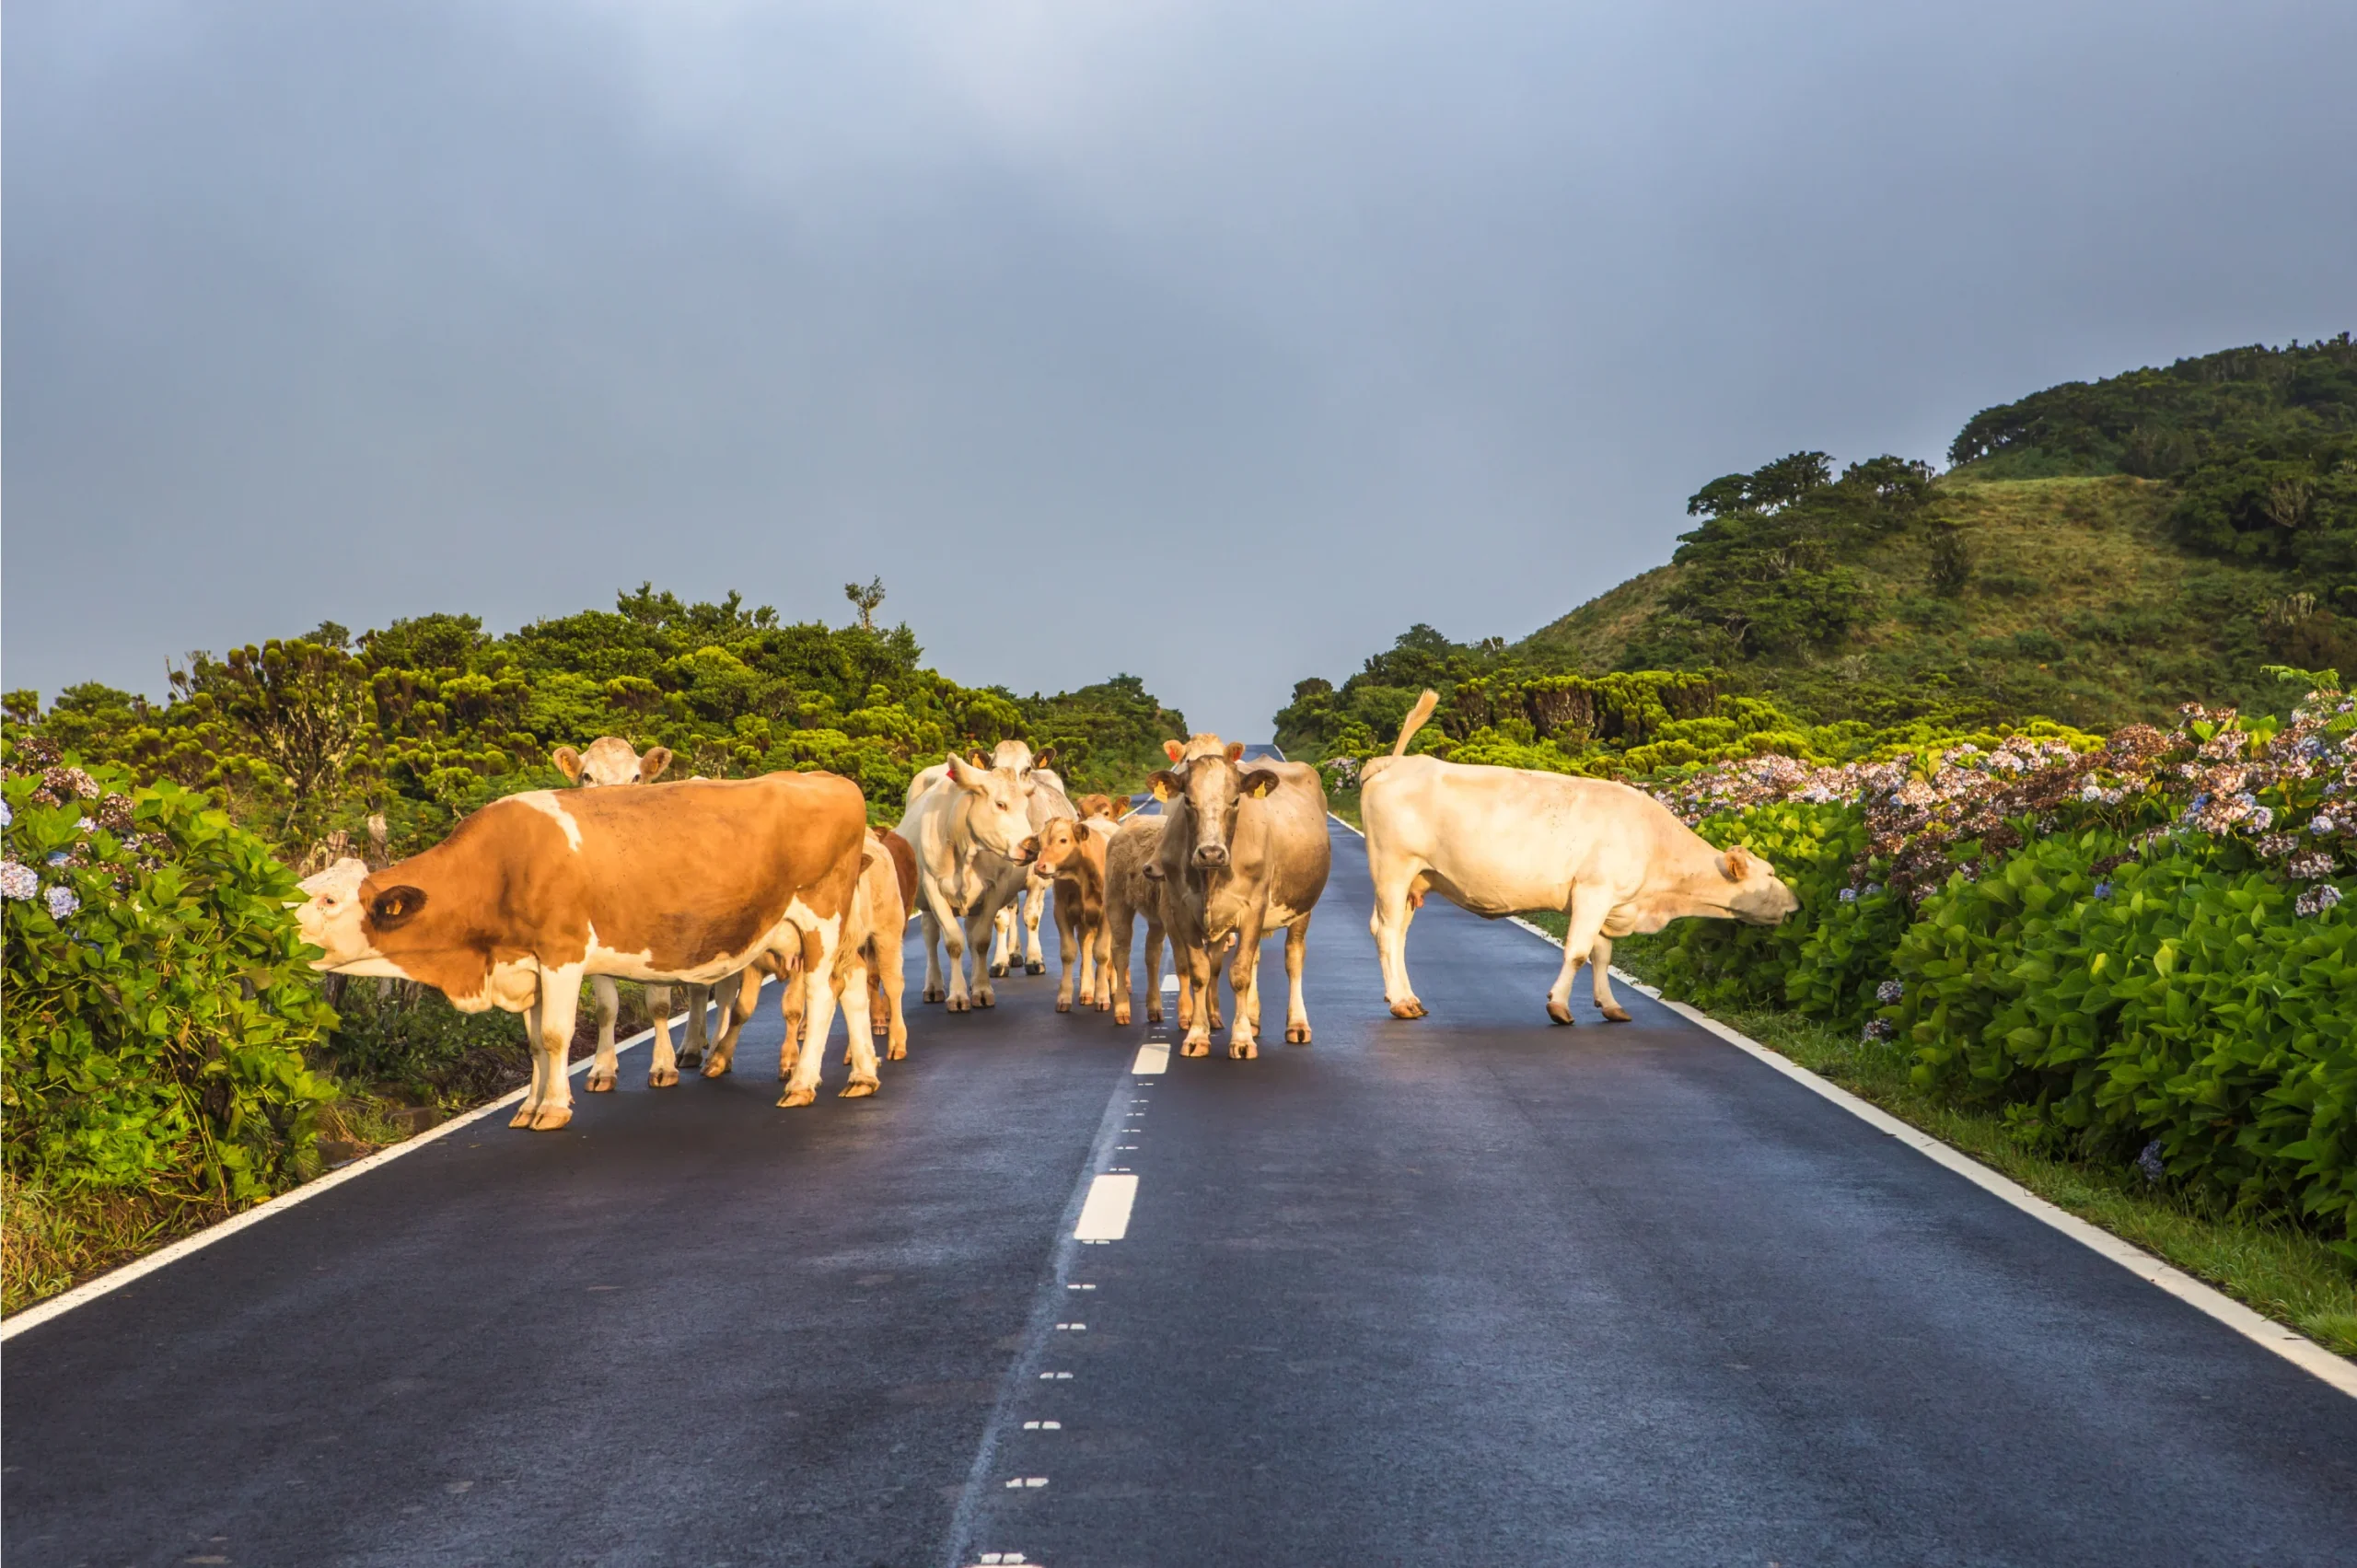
2;763;338;1205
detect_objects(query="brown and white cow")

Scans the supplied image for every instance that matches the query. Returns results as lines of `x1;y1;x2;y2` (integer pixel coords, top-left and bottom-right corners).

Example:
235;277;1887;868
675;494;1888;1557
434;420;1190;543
1148;738;1332;1058
1102;811;1177;1027
895;753;1038;1012
1361;690;1799;1025
552;737;740;1090
296;772;868;1125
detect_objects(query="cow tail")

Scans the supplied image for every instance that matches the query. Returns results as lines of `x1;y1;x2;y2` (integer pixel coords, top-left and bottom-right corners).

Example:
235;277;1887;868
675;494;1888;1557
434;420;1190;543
1359;689;1440;785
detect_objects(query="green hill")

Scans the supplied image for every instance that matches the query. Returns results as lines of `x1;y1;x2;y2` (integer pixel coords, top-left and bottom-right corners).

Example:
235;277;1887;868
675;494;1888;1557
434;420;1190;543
1281;336;2355;762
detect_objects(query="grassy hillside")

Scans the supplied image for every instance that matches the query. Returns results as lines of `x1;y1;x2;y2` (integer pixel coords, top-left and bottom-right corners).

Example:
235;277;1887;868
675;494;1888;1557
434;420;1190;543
1523;472;2326;731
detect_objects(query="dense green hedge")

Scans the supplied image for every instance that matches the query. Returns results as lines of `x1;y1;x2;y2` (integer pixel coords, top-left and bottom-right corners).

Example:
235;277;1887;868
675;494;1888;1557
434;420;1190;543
3;761;337;1206
1631;691;2356;1253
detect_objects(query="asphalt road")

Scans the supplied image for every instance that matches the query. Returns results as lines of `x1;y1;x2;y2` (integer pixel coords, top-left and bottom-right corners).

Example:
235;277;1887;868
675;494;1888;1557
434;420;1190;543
6;819;2353;1568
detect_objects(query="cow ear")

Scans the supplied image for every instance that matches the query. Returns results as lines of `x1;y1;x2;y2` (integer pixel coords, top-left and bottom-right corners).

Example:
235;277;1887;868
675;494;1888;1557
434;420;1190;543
1225;742;1246;763
639;746;673;783
1719;846;1755;882
1020;834;1039;857
970;751;990;770
1163;739;1186;762
368;885;428;931
1240;769;1282;798
1111;796;1132;819
1147;770;1184;802
552;747;584;784
1032;746;1054;772
1073;821;1093;842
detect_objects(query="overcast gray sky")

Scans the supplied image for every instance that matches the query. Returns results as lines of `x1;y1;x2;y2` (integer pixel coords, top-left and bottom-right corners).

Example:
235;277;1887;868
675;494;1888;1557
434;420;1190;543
6;0;2353;734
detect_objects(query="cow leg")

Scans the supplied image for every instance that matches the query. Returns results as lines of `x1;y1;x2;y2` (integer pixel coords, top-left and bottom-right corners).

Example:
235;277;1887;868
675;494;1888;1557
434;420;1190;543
702;970;759;1076
676;982;708;1071
585;975;621;1092
925;877;974;1012
784;964;809;1076
1023;883;1049;974
1591;936;1631;1021
528;968;584;1130
1088;912;1113;1011
510;998;547;1128
1548;889;1614;1026
1207;940;1229;1034
1369;857;1427;1019
1108;893;1138;1025
1227;914;1270;1059
781;924;844;1108
1283;916;1314;1044
921;908;948;1005
989;903;1014;979
1179;937;1217;1056
1144;919;1167;1026
875;932;911;1061
838;957;881;1097
1053;889;1080;1012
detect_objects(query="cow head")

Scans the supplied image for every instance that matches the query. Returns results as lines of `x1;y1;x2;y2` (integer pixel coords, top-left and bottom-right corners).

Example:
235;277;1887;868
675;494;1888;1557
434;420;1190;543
1717;845;1801;924
948;753;1035;862
1147;754;1280;870
1075;793;1128;823
1021;818;1094;877
552;736;671;788
296;856;435;977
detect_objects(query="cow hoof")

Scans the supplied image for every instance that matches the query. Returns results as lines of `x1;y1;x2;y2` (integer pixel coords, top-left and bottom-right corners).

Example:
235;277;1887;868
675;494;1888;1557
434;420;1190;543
585;1071;615;1093
702;1059;733;1078
1094;998;1112;1013
1115;1004;1132;1025
777;1086;818;1109
923;986;946;1004
1389;999;1426;1020
1055;999;1072;1014
990;963;1008;979
529;1106;574;1131
1547;1000;1576;1026
1286;1025;1312;1044
1027;961;1046;976
976;992;996;1008
678;1050;703;1070
648;1065;679;1088
946;995;969;1014
887;1043;907;1061
508;1104;535;1128
1181;1039;1211;1058
841;1079;878;1098
1146;1007;1163;1026
1601;1005;1632;1023
1229;1039;1259;1061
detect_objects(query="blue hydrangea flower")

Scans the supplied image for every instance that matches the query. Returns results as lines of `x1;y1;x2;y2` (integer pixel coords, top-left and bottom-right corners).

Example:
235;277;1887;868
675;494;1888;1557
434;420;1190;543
1875;979;1904;1005
2092;881;2113;900
0;800;12;830
1838;888;1858;903
2134;1140;2165;1185
45;884;79;921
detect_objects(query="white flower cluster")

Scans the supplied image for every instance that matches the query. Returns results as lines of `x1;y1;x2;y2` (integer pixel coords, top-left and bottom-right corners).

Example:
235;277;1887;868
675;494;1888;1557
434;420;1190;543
0;860;37;900
45;885;79;920
2293;884;2343;917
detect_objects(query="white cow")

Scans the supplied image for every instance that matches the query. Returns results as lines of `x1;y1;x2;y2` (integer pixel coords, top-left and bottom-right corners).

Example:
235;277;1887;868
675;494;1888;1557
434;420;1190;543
895;753;1039;1012
1361;691;1799;1025
910;741;1074;977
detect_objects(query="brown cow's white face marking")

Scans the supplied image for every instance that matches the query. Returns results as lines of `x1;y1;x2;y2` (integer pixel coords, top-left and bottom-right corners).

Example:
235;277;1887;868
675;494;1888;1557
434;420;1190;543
295;856;412;976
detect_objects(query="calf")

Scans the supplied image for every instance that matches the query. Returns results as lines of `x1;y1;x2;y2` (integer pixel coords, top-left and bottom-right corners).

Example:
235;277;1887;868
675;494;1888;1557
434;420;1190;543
1149;738;1332;1058
1361;690;1798;1024
1024;816;1113;1012
1103;813;1175;1027
296;772;868;1124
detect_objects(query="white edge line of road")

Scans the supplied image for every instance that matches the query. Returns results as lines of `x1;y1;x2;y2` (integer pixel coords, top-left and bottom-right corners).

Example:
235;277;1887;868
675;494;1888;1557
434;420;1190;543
0;998;722;1343
1337;809;2354;1397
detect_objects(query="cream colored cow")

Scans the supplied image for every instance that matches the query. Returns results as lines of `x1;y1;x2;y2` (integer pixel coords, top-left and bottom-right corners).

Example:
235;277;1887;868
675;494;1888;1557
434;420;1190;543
1360;691;1799;1025
896;753;1039;1012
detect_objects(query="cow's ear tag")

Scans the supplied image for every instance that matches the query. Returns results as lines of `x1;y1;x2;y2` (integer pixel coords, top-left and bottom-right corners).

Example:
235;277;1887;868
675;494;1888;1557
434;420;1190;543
369;886;428;930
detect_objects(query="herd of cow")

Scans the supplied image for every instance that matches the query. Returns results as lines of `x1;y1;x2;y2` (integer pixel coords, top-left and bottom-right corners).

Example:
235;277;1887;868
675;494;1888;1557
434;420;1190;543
294;690;1800;1132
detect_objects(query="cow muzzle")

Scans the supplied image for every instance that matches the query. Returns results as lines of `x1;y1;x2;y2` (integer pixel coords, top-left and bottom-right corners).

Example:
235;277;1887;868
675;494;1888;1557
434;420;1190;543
1193;843;1229;868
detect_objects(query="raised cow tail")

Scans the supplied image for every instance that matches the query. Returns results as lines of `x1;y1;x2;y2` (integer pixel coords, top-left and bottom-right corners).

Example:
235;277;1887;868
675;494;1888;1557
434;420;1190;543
1359;689;1440;785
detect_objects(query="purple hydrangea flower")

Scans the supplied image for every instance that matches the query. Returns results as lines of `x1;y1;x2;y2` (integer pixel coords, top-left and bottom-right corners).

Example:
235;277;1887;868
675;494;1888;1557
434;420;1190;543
2135;1141;2165;1185
45;885;79;921
1875;980;1905;1005
0;861;36;900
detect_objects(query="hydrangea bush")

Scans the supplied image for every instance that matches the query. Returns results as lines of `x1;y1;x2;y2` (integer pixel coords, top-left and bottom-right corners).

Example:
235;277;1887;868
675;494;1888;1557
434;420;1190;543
2;743;338;1205
1639;690;2357;1249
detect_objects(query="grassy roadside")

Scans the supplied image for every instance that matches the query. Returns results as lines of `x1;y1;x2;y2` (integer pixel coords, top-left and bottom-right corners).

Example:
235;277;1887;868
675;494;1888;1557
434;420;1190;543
1516;908;2357;1361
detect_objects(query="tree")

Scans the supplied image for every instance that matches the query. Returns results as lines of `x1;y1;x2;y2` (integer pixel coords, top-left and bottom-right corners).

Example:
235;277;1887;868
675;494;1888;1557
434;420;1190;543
179;638;372;833
844;576;887;631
